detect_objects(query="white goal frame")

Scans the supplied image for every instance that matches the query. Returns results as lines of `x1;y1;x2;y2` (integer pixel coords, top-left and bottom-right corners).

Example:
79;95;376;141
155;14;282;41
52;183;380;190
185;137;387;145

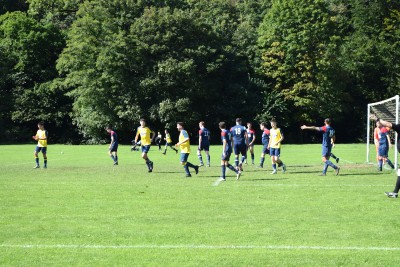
366;95;399;167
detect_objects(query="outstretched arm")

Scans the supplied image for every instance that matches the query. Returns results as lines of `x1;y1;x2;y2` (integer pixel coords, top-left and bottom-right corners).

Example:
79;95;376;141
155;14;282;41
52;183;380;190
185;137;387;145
370;114;393;129
301;125;320;131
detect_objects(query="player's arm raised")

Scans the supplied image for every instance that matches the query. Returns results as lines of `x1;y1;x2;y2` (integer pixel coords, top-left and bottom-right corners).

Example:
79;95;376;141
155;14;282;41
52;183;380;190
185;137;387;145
370;114;393;129
301;125;320;131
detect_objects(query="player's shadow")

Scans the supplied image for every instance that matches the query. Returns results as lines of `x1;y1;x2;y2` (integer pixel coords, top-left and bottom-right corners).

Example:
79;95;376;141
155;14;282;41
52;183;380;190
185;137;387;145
248;178;289;181
339;172;388;176
288;170;326;174
156;171;183;174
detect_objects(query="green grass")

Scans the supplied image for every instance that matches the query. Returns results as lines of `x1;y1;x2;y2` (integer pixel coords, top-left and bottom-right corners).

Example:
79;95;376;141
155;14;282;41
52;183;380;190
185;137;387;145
1;144;400;266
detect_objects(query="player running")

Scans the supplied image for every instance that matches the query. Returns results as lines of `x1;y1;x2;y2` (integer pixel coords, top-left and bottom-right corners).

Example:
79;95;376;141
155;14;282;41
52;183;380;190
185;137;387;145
175;122;199;177
32;121;48;169
197;121;211;167
155;131;163;151
230;118;249;171
258;122;270;168
269;118;286;174
219;122;241;181
301;118;339;176
134;119;155;172
162;129;178;155
246;122;256;165
106;126;118;165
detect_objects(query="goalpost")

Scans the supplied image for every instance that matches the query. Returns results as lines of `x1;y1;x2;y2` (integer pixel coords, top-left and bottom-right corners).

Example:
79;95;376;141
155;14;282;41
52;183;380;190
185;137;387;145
366;95;399;167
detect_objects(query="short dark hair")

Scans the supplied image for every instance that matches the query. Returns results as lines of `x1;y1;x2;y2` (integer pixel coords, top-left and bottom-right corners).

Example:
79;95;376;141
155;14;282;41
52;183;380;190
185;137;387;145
219;122;226;129
236;118;242;123
140;118;146;122
105;125;112;130
199;121;205;126
325;118;331;124
270;118;276;123
177;122;184;127
260;122;267;127
38;121;44;126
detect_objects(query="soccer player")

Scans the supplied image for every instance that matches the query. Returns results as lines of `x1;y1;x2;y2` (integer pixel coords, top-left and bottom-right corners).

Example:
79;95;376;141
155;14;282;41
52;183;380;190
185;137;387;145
371;114;400;198
162;129;178;155
134;119;155;172
376;121;395;171
374;122;380;164
32;121;48;169
269;118;286;174
258;122;270;168
219;122;241;181
246;122;256;165
197;121;211;167
230;118;249;171
301;118;339;176
106;126;118;165
155;131;162;151
175;122;199;177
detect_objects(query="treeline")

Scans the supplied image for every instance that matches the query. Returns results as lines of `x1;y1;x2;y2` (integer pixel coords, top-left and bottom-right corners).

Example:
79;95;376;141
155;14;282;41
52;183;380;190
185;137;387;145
0;0;399;144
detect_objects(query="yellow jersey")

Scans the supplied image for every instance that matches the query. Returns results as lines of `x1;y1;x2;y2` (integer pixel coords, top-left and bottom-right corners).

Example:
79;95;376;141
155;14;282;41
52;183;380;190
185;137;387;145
179;130;191;153
36;129;48;147
269;128;283;149
166;133;172;143
136;127;153;146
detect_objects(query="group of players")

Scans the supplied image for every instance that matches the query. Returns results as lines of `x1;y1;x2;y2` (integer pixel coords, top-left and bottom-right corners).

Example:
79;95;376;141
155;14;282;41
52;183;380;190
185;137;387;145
33;117;342;181
31;114;400;197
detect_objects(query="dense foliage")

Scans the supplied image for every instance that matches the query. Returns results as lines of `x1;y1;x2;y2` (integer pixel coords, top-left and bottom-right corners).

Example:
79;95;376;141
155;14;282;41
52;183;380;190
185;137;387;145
0;0;398;143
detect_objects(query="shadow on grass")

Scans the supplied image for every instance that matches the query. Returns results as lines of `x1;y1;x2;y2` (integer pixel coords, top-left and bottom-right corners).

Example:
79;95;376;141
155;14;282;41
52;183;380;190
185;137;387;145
248;178;290;181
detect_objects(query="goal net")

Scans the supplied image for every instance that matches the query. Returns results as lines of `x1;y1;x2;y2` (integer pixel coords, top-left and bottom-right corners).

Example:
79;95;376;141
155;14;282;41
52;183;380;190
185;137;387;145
367;95;399;167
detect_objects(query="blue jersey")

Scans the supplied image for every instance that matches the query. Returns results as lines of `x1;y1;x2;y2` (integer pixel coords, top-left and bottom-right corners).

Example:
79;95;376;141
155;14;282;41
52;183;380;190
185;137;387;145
261;129;270;145
110;130;118;144
379;127;390;147
199;127;210;145
247;128;255;143
319;125;334;147
230;125;247;144
221;129;232;151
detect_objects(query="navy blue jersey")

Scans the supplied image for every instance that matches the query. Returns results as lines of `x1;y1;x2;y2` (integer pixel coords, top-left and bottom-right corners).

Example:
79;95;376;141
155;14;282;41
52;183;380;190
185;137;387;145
221;129;232;151
230;125;247;144
261;129;270;145
110;130;118;144
319;125;334;147
199;127;210;145
247;128;255;143
379;127;390;147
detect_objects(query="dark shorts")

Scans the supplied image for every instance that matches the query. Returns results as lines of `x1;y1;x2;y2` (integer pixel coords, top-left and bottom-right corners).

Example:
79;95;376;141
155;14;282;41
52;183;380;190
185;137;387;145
262;143;270;154
221;150;232;161
322;146;332;157
180;153;190;163
198;144;210;152
35;146;47;154
109;143;118;152
378;146;388;157
165;142;173;147
141;145;151;153
270;148;280;157
233;143;247;155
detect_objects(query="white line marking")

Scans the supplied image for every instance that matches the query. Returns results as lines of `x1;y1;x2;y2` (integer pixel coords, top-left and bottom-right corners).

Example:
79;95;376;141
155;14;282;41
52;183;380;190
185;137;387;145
239;184;390;187
1;244;400;251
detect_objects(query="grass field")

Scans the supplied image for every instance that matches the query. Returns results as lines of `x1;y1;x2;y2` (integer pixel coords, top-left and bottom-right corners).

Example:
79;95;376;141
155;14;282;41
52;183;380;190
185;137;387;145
1;143;400;266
